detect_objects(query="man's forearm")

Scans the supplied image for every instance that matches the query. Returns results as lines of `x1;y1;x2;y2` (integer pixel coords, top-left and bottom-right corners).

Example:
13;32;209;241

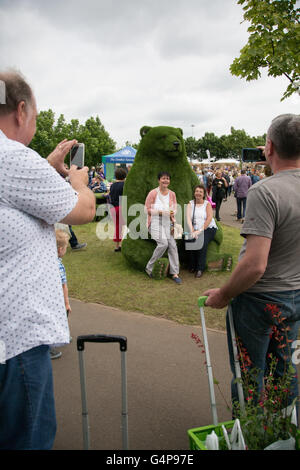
75;186;96;221
61;186;95;225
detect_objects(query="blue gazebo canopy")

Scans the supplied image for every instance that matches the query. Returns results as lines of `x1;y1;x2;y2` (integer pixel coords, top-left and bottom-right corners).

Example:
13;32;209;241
102;146;136;164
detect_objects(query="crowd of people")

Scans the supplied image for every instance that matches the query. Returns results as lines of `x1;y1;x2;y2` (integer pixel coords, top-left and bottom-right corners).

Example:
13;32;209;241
1;69;299;450
194;165;268;223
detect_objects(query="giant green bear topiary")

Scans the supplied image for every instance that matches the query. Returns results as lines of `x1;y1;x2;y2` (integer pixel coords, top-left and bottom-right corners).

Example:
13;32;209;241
121;125;232;278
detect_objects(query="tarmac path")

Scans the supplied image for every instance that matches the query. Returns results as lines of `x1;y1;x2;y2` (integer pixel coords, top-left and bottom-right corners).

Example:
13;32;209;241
211;191;242;229
52;300;232;450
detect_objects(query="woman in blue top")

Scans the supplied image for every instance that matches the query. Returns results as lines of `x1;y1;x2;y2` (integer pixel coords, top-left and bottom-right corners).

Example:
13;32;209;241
186;184;217;278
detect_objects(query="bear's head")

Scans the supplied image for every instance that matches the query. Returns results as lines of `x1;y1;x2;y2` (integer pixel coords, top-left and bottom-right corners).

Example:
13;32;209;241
138;126;185;160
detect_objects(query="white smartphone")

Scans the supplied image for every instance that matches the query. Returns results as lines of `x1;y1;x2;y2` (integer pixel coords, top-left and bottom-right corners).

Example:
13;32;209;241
70;143;85;168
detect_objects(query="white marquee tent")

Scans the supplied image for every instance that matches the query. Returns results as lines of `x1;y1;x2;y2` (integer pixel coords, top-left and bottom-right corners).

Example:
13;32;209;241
213;158;240;165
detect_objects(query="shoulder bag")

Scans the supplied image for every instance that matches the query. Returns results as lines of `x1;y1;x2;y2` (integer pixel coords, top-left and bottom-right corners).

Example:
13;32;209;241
183;202;196;243
157;188;183;239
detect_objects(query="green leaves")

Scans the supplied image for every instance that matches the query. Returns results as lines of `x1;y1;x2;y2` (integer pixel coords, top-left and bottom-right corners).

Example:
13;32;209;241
184;128;266;161
231;0;300;100
30;110;116;167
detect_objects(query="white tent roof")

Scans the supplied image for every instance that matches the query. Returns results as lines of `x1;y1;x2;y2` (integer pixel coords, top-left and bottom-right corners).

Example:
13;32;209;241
213;158;240;164
189;157;239;165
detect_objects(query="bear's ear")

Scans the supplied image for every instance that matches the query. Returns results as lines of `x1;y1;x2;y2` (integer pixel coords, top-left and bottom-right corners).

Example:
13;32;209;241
177;128;183;136
140;126;152;137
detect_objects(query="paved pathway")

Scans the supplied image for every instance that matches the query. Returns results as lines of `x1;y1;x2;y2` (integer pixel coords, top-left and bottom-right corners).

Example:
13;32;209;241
211;192;243;229
52;300;232;450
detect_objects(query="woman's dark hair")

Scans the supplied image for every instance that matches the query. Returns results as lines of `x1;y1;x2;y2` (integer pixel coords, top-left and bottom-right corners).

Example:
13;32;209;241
157;171;171;180
193;184;207;200
114;167;127;180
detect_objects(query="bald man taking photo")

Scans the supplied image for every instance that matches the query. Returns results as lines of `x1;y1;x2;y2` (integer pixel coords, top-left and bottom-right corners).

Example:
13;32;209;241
0;70;95;449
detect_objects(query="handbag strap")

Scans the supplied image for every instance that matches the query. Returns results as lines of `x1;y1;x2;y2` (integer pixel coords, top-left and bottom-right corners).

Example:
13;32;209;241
191;200;196;228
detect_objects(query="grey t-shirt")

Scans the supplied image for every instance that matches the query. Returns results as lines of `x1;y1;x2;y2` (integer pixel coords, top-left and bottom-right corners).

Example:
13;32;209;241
239;169;300;293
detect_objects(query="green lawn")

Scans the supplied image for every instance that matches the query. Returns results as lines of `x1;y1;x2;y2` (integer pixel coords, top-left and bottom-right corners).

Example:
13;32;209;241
63;222;244;331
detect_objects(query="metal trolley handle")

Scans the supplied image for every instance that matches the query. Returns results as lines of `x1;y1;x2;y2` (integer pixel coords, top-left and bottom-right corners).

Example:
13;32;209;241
77;334;128;450
77;334;127;352
197;295;245;423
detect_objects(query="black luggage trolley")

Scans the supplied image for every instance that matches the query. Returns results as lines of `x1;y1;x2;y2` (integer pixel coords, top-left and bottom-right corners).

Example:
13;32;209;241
77;334;129;450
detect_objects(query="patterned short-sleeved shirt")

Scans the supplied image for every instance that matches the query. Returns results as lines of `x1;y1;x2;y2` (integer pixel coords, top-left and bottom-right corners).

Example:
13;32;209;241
58;258;67;285
0;130;78;362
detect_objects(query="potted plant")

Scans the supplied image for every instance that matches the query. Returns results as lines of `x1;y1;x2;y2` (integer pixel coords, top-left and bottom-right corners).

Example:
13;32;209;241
189;303;300;450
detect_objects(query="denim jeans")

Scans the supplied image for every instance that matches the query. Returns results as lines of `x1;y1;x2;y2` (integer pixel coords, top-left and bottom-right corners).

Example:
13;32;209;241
227;290;300;410
68;225;78;248
237;197;247;220
0;345;56;449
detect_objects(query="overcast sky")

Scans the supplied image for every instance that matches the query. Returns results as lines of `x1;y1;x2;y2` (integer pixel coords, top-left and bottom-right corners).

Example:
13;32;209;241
0;0;299;148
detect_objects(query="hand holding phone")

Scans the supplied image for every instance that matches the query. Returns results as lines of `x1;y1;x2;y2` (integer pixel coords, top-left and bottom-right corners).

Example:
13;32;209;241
68;165;89;190
70;143;85;168
47;139;78;176
241;148;266;163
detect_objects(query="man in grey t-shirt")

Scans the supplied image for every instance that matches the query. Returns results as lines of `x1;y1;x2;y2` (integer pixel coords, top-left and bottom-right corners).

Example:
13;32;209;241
204;114;300;410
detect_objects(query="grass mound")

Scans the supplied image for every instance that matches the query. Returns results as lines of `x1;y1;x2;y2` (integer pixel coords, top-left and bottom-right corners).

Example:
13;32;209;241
63;222;244;331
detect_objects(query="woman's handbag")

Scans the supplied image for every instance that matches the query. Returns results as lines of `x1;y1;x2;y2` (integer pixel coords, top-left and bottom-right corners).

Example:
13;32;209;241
157;188;183;239
183;232;196;243
183;202;196;243
173;222;183;239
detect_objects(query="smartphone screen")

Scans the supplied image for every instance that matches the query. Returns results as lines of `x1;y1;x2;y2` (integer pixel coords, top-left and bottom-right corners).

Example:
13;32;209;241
70;143;85;168
241;148;266;162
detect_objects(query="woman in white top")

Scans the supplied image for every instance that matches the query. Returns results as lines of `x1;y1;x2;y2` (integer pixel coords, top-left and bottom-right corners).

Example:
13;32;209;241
186;184;217;278
145;172;181;284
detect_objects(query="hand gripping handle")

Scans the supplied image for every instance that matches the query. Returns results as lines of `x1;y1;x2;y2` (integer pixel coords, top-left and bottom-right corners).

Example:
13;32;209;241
77;334;127;352
198;296;232;308
198;296;208;307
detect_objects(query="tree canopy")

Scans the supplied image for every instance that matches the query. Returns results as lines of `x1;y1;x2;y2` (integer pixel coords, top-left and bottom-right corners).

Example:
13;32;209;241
30;109;267;165
29;110;116;168
184;127;266;161
230;0;300;100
